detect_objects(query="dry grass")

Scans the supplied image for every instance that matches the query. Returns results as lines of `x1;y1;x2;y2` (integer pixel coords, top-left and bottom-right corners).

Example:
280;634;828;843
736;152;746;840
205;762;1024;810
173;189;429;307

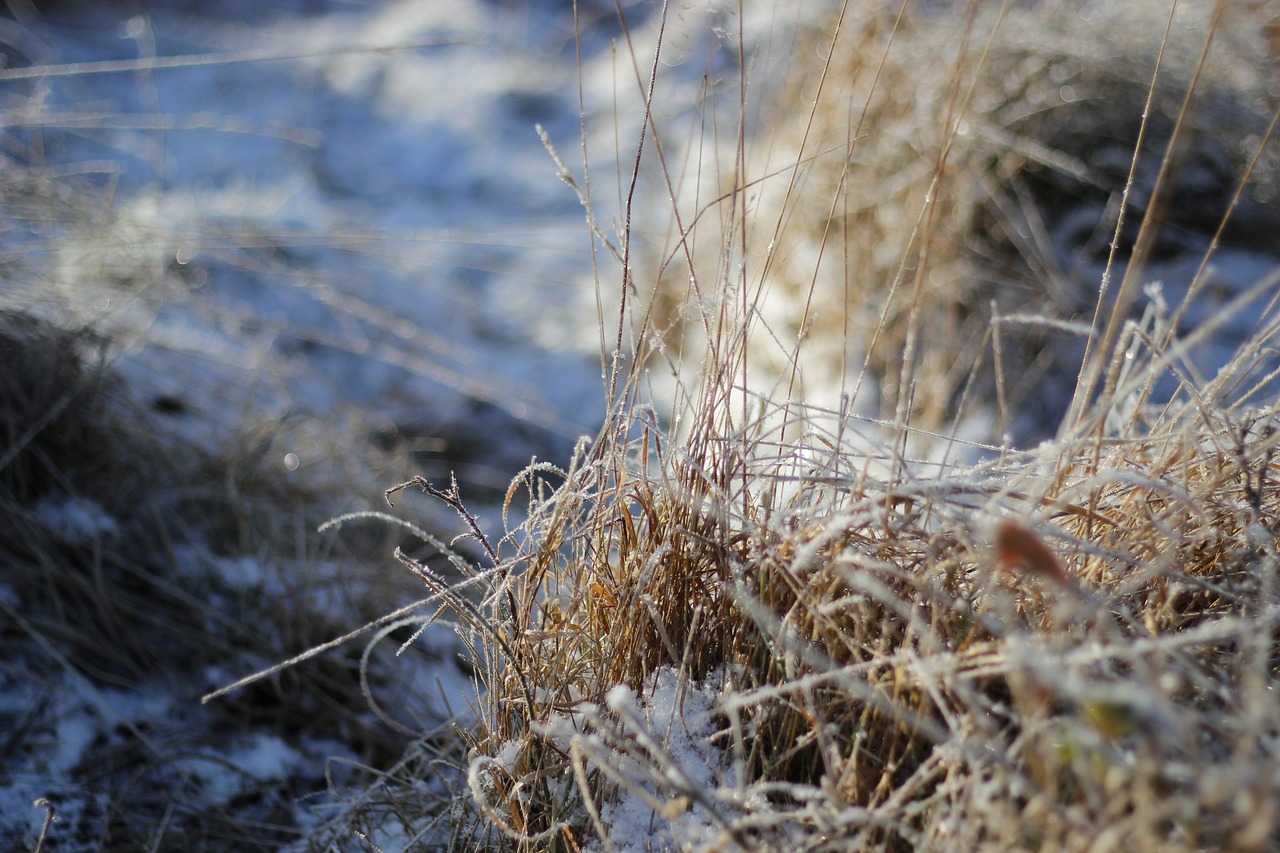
14;0;1271;849
369;1;1280;850
0;300;433;849
639;0;1279;447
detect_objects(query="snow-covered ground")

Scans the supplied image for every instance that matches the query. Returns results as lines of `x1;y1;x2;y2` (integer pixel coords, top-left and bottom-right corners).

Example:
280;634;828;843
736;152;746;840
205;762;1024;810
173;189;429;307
4;0;634;476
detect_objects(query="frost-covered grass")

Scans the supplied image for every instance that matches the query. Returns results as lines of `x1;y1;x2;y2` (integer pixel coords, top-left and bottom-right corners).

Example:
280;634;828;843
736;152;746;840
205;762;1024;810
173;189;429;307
5;0;1280;850
362;1;1280;850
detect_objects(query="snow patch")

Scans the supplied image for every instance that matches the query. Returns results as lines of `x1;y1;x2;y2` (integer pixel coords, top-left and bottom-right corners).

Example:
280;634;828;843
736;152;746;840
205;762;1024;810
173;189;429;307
34;496;119;544
174;733;307;807
597;667;739;853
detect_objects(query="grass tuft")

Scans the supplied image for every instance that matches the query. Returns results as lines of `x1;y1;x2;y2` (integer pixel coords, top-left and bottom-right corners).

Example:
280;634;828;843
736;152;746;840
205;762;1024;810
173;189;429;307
373;1;1280;850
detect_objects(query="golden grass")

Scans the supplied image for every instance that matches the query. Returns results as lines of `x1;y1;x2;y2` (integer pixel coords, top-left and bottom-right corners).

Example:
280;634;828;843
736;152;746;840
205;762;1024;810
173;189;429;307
371;1;1280;850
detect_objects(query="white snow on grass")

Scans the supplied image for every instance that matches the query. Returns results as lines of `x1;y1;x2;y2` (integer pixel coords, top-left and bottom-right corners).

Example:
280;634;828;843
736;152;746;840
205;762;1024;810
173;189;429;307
530;667;741;853
597;669;738;852
16;0;616;484
4;0;1275;849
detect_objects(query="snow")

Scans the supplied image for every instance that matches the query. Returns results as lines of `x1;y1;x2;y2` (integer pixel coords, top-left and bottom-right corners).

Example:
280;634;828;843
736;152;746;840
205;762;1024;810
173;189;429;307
33;495;120;543
9;0;621;482
173;733;308;807
596;668;739;853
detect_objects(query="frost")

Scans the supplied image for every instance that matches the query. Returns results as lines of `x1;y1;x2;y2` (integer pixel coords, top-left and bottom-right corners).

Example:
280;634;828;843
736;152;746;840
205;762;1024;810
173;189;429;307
495;739;522;771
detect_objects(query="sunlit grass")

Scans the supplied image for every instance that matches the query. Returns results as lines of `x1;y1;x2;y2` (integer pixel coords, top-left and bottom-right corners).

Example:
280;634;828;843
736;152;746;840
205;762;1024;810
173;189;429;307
377;2;1280;850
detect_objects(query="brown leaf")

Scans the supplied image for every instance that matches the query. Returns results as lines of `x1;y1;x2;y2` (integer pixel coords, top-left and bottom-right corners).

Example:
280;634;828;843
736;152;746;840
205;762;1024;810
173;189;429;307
995;519;1074;589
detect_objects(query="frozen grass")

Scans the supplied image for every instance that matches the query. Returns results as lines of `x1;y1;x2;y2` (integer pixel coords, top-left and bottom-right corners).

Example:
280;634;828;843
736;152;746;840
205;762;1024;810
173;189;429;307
5;0;1279;850
360;1;1280;850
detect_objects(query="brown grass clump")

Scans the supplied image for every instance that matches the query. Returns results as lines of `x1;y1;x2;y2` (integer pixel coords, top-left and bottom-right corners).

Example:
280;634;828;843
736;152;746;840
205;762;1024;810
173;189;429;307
373;1;1280;850
416;366;1280;849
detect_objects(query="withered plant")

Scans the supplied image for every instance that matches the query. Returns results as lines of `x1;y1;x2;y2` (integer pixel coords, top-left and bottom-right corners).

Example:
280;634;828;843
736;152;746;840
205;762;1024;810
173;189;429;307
318;1;1280;849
